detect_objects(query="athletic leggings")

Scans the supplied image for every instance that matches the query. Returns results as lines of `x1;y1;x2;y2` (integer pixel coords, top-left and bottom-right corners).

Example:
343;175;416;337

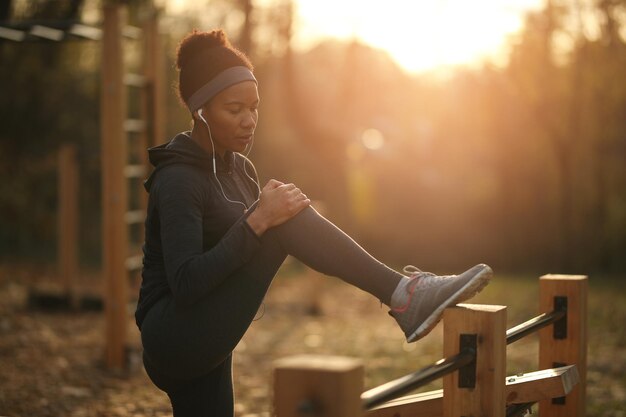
141;205;404;416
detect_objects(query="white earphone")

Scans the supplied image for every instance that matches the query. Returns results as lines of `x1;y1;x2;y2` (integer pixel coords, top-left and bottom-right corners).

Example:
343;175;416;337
196;109;216;175
195;108;260;209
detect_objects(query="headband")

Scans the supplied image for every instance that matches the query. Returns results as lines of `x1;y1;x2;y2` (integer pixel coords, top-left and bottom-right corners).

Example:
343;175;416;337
186;66;257;112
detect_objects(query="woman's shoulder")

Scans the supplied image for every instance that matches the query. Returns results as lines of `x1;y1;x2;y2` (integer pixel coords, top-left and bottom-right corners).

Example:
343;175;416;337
151;163;209;196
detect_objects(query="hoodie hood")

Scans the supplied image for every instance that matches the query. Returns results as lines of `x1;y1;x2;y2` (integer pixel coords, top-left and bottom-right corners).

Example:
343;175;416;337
144;132;235;192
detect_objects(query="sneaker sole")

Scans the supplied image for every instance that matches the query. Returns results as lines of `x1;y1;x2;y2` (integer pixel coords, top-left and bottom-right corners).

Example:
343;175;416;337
406;264;493;343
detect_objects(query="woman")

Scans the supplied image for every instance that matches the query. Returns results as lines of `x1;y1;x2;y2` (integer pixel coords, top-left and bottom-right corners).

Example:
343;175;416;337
136;29;492;416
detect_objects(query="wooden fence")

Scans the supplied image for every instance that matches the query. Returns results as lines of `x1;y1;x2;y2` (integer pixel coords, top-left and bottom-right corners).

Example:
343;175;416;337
273;274;587;417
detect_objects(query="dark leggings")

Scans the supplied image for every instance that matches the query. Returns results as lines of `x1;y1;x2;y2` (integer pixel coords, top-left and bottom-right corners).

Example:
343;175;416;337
141;205;403;416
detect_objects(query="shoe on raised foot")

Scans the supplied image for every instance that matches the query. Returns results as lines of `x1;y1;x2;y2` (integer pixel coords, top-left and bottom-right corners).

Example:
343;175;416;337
390;263;493;343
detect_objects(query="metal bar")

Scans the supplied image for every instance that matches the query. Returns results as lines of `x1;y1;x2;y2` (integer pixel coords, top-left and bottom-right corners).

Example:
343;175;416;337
506;309;566;345
362;348;475;410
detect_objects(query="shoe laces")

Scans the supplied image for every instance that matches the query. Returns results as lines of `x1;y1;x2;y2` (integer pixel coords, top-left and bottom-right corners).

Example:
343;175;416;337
403;265;444;288
391;266;441;314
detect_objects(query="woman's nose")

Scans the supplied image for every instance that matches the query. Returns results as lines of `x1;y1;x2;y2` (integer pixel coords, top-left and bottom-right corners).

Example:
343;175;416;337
242;112;256;128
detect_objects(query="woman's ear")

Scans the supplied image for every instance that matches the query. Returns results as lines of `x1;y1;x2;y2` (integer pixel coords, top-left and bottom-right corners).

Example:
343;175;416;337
192;109;202;121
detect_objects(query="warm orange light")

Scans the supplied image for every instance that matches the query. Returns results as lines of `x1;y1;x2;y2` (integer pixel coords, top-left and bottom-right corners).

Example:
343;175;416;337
292;0;544;74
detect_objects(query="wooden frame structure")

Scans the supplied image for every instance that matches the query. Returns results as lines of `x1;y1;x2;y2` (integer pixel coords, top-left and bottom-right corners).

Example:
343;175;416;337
6;7;163;349
26;2;164;369
101;3;164;370
273;274;588;417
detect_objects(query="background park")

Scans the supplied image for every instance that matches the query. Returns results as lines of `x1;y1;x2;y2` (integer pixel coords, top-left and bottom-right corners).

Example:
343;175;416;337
0;0;625;416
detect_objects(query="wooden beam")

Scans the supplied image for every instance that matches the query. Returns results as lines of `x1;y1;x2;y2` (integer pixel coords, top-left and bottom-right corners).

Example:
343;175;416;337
538;275;588;417
506;365;579;404
101;3;129;370
368;365;579;417
57;143;79;309
274;355;364;417
143;8;165;148
443;304;507;417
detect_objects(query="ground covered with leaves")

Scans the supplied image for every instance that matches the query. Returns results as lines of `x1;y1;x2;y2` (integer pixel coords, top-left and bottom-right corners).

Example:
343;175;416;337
1;264;624;416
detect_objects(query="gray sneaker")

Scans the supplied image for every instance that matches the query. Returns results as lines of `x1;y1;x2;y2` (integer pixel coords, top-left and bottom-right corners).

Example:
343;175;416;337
390;263;493;342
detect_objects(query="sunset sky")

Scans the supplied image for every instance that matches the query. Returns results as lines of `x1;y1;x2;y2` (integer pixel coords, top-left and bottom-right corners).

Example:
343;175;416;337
165;0;547;74
291;0;545;73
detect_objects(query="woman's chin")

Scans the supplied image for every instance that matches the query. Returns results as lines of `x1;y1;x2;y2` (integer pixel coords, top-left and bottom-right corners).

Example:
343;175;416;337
232;138;252;152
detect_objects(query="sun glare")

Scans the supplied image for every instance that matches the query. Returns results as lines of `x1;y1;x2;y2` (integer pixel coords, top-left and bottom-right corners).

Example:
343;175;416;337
293;0;544;74
165;0;545;74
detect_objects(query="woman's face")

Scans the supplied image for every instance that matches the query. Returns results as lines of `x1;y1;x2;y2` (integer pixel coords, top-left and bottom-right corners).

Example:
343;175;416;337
201;80;259;156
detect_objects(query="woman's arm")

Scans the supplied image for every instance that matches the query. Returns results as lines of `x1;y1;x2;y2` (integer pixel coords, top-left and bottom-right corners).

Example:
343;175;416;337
157;166;262;307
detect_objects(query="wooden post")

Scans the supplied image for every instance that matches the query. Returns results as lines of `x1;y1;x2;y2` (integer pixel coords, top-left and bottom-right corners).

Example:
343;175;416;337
274;355;364;417
443;304;507;417
101;3;129;370
538;275;587;417
58;143;79;309
144;8;165;148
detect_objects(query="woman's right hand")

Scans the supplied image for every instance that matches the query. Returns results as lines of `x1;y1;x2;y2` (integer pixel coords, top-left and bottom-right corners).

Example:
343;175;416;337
245;179;311;236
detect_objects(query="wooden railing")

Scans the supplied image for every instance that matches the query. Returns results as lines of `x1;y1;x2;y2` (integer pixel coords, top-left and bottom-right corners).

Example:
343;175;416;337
273;274;588;417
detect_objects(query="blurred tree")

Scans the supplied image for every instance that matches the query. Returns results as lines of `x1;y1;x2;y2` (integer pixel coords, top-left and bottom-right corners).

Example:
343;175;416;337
237;0;252;54
0;1;11;20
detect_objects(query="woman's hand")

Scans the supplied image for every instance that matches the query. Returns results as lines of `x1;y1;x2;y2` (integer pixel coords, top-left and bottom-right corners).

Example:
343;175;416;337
245;179;311;236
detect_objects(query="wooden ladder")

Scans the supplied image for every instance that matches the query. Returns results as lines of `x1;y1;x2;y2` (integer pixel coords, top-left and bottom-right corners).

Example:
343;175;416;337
101;3;163;370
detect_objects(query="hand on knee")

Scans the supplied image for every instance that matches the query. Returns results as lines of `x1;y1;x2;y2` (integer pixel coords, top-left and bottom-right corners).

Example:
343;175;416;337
246;179;310;236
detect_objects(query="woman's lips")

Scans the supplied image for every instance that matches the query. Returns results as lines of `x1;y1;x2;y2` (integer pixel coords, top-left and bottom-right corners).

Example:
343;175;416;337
236;135;253;146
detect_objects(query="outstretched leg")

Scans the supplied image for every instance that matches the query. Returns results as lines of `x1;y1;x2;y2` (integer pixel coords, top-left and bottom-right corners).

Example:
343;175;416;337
267;205;405;305
264;205;492;342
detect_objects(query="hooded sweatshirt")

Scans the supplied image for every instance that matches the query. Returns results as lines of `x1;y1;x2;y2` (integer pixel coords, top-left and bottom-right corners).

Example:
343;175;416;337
135;132;261;329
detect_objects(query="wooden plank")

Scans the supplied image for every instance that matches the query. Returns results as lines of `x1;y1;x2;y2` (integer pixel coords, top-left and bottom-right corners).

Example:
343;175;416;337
125;254;143;271
124;73;148;88
124;118;147;133
124;210;145;225
274;355;364;417
123;164;147;179
506;365;579;404
0;26;26;41
443;304;507;417
368;365;579;417
30;25;64;41
101;3;129;370
538;275;588;417
57;143;79;308
68;24;102;41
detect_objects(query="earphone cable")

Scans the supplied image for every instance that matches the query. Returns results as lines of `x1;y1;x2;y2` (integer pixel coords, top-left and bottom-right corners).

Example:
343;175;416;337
198;112;249;210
